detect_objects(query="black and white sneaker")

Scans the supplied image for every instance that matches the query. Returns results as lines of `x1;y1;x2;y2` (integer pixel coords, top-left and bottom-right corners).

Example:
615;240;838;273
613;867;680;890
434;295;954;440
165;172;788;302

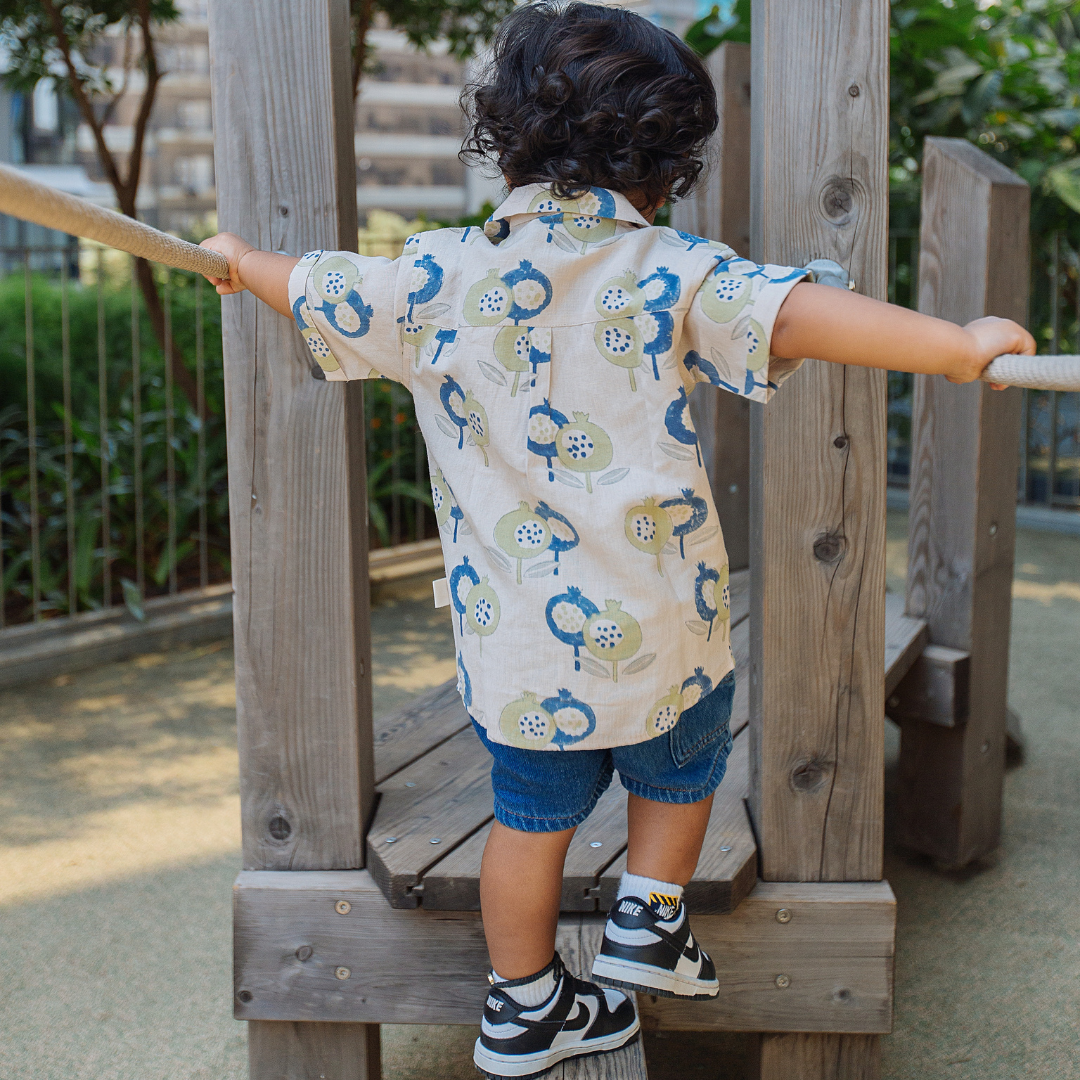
591;894;719;1000
473;952;640;1079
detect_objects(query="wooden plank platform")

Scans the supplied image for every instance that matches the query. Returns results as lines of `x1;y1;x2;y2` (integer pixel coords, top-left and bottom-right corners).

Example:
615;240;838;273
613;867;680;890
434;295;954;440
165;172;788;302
367;572;756;914
884;592;928;700
233;871;894;1034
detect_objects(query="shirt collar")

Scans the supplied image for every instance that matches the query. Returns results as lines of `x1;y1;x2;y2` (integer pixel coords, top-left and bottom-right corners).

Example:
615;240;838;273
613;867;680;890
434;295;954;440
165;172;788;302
484;183;651;241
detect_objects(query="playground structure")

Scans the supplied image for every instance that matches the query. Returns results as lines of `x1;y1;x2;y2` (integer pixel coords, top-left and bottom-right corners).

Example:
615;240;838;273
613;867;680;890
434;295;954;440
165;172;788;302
0;2;1067;1077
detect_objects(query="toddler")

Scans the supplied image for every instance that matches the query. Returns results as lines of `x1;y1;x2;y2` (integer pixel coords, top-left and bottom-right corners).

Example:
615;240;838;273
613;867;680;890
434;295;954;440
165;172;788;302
202;3;1032;1076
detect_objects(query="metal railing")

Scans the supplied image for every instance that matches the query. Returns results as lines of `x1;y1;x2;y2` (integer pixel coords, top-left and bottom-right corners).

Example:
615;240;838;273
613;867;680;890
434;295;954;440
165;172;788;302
0;236;433;629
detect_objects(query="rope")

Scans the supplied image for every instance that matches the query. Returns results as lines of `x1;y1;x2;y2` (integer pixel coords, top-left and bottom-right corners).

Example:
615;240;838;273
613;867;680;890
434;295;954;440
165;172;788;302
0;162;229;279
981;354;1080;392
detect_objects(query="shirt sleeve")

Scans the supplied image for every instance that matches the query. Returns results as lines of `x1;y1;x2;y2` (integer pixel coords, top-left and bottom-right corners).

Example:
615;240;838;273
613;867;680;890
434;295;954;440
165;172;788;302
680;256;809;403
288;248;407;385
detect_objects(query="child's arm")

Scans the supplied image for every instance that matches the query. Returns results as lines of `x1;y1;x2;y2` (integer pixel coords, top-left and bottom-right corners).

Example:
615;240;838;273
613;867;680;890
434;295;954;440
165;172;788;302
200;233;297;319
771;282;1035;387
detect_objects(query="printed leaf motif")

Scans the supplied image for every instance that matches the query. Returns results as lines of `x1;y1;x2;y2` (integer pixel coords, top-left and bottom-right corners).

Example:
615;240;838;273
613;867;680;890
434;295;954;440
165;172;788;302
485;545;513;573
479;360;508;386
550;229;578;252
690;526;720;547
434;414;458;439
441;340;459;358
552;469;586;488
465;624;476;635
589;237;619;250
659;441;697;461
659;231;688;249
459;522;473;536
579;656;612;680
418;302;450;319
709;347;727;365
467;434;476;446
621;653;656;676
524;559;558;578
662;542;678;555
597;467;629;486
731;315;751;340
685;620;709;636
663;355;678;369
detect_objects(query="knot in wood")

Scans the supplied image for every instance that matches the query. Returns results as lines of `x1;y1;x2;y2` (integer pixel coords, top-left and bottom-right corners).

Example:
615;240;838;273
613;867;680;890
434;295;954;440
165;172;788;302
268;815;292;841
813;532;845;563
833;435;849;449
295;945;313;962
310;363;327;381
819;177;857;225
790;758;831;793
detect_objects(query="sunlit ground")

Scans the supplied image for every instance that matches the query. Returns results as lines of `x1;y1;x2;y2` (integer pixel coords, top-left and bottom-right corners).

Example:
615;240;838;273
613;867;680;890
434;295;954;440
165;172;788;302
0;517;1078;1079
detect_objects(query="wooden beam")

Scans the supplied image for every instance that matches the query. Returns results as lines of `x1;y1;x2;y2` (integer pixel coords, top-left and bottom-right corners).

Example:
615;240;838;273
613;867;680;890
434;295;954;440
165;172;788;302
751;1035;881;1079
749;1;890;1073
888;644;970;728
898;137;1029;868
233;872;894;1034
209;0;377;1073
883;592;929;700
673;42;753;571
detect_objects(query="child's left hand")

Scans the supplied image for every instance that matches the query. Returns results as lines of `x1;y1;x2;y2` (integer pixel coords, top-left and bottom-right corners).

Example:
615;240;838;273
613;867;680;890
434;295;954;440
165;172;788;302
200;232;256;296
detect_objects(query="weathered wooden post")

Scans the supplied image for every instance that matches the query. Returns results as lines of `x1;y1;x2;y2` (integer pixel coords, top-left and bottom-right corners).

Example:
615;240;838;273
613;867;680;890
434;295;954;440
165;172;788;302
672;42;753;569
749;0;889;1076
208;3;381;1077
895;137;1028;868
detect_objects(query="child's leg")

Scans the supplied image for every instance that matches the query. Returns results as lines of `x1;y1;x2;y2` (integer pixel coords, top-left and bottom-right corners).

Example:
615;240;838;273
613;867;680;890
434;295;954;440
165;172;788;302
480;820;575;977
625;791;713;883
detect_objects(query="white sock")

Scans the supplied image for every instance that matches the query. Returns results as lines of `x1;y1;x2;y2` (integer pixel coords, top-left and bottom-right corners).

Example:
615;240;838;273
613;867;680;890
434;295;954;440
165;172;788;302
617;872;684;920
492;959;559;1009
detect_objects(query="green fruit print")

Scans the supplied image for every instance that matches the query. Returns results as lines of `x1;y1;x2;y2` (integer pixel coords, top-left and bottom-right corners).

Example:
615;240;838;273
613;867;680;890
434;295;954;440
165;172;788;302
625;497;674;576
465;576;500;653
594;319;644;391
555;412;613;493
699;271;752;324
595;270;646;317
646;686;684;736
495;501;552;583
494;325;531;396
500;691;556;749
584;600;642;682
313;255;360;303
432;468;452;527
463;390;491;466
400;321;439;367
465;268;510;325
745;319;768;373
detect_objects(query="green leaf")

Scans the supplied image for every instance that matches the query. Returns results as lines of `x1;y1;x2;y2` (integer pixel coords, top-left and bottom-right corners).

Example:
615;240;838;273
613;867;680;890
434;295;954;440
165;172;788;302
121;578;146;621
1045;157;1080;212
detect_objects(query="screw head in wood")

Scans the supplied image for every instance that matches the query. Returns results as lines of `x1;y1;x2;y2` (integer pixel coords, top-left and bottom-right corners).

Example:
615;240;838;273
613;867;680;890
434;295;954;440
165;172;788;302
590;841;603;848
720;845;732;852
237;990;253;1003
775;908;792;924
989;522;998;536
335;900;351;915
335;967;351;980
775;974;791;989
980;741;989;753
888;695;900;709
833;987;853;1003
405;781;417;787
728;483;738;494
385;836;398;843
430;837;442;844
848;84;860;97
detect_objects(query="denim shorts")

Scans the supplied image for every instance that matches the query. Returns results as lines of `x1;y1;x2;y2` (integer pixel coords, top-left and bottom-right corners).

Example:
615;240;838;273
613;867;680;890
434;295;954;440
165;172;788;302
471;671;735;833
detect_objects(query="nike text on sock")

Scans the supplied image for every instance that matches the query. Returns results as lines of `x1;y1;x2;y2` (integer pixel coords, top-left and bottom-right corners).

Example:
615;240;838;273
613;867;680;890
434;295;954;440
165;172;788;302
491;958;558;1009
617;872;684;920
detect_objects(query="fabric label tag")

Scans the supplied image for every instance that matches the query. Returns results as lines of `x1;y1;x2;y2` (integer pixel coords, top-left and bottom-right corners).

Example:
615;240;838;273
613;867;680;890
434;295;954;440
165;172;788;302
433;577;450;608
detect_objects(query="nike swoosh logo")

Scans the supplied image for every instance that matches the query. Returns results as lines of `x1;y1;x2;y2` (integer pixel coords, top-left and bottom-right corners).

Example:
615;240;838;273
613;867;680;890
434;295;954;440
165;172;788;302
563;1000;591;1033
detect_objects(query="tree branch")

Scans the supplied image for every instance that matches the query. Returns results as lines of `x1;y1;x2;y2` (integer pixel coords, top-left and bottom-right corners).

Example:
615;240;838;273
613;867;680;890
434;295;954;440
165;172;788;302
124;0;163;210
352;0;374;100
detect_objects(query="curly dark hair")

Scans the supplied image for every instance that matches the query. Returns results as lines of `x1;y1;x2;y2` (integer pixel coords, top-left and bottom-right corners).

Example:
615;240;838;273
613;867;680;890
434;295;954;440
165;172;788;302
460;1;718;212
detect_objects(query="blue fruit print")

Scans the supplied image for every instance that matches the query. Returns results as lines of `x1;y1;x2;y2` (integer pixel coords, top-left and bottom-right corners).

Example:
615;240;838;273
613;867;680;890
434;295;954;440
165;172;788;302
457;652;473;710
440;376;468;448
638;310;675;381
528;398;570;481
680;666;713;710
683;349;725;388
661;488;708;559
450;556;480;634
545;586;600;671
695;562;721;640
534;501;579;574
665;387;701;466
639;267;681;311
407;254;444;321
543;688;597;747
503;260;553;323
430;328;457;365
316;287;373;340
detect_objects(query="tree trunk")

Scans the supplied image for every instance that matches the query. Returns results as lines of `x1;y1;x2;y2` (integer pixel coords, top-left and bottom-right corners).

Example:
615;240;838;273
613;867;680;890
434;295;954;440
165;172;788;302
133;255;201;412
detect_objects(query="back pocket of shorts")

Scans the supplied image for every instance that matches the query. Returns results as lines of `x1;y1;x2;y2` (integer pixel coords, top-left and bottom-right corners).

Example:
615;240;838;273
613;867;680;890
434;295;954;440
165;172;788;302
669;672;735;769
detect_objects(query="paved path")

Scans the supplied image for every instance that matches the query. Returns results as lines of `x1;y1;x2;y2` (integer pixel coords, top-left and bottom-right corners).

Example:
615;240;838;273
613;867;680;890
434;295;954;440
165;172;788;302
0;520;1077;1079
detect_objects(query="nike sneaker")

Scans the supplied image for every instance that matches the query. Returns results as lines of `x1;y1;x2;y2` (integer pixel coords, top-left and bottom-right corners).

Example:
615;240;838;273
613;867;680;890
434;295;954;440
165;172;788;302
473;952;640;1079
591;893;719;1000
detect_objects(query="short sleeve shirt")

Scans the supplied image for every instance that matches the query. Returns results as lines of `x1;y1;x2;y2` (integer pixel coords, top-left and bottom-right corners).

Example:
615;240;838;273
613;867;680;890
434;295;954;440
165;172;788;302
289;184;807;751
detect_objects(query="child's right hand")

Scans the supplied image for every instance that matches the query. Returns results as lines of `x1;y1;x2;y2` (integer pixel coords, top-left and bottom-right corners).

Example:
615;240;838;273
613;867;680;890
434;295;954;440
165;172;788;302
957;316;1036;389
200;232;256;296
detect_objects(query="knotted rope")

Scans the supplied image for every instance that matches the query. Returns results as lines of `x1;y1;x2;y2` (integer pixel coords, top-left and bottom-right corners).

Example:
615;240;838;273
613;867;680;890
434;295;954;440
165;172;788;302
0;162;229;280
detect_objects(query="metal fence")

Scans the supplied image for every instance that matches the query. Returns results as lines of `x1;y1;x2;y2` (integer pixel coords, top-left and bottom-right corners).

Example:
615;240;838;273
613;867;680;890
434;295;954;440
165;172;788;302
0;238;432;628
